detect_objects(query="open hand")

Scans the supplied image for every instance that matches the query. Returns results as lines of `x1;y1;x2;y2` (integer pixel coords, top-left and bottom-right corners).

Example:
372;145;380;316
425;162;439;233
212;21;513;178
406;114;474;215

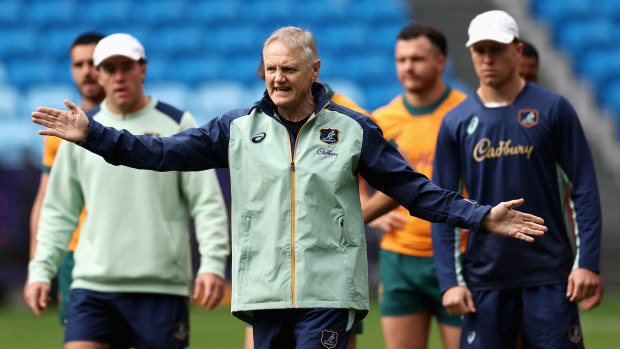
31;99;90;143
482;198;547;242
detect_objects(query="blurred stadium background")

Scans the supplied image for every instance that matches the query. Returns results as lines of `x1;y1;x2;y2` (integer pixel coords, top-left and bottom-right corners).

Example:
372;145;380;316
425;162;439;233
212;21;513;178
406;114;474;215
1;0;619;338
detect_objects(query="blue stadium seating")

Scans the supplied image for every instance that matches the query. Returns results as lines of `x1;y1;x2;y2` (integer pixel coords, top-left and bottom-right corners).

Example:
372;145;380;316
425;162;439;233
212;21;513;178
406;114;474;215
0;0;22;26
6;58;57;89
131;0;187;25
151;25;205;55
144;81;192;112
79;0;133;25
27;0;78;26
556;19;614;58
531;0;593;28
1;0;422;161
190;81;249;124
23;83;80;118
0;28;38;59
0;84;19;119
532;0;620;136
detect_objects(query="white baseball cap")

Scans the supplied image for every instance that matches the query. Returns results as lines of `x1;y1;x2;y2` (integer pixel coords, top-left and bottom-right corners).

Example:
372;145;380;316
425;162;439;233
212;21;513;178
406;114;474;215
465;10;519;47
93;33;146;67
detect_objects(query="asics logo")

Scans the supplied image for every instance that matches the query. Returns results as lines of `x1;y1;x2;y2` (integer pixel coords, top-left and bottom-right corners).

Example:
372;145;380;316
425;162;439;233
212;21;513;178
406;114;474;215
252;132;266;143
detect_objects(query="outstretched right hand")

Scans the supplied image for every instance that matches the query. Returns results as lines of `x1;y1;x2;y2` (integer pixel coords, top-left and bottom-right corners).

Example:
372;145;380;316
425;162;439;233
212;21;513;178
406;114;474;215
31;99;90;143
24;282;51;318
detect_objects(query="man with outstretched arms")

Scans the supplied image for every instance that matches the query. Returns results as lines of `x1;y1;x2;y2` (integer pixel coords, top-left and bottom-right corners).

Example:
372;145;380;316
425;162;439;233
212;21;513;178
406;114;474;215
32;27;546;349
431;11;601;348
25;33;229;349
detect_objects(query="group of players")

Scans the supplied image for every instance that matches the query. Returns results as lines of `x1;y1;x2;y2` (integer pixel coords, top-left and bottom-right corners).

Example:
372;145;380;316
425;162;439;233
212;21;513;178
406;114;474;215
25;9;601;349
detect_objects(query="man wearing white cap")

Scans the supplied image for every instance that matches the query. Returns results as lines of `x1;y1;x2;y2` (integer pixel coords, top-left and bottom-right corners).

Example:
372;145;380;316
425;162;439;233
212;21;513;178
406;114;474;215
431;10;602;348
25;33;230;349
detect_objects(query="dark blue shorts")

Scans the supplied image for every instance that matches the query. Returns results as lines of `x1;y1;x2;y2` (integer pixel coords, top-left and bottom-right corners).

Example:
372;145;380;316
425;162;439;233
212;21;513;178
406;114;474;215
65;288;189;349
253;308;351;349
461;285;584;349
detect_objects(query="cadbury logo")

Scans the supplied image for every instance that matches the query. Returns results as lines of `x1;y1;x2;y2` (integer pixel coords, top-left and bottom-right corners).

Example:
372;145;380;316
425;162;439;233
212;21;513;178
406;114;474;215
317;148;338;157
473;138;534;162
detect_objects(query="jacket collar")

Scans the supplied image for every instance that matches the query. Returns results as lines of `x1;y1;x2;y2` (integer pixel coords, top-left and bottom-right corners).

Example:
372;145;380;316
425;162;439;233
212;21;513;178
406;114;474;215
254;81;330;118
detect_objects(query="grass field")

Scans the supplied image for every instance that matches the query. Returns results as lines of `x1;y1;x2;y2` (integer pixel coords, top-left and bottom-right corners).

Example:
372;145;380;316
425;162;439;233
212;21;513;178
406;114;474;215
1;293;619;348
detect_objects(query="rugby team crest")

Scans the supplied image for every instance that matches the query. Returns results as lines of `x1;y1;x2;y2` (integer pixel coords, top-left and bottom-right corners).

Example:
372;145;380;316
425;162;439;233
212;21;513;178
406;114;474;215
518;109;539;128
321;329;338;348
172;321;189;340
319;128;340;145
568;325;582;343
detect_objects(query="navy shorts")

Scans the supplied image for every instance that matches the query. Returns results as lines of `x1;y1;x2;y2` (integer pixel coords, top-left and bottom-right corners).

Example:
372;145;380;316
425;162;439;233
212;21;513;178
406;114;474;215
253;308;351;349
461;285;584;349
65;288;189;349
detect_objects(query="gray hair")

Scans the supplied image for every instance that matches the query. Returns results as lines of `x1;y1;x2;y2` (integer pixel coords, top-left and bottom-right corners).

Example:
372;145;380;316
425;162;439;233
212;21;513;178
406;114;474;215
262;26;318;65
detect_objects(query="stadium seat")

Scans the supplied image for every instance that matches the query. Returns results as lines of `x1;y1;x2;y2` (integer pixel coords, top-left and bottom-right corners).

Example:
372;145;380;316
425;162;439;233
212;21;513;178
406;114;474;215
27;0;77;26
0;84;20;119
144;81;192;112
145;55;172;82
131;0;187;24
78;0;133;25
38;27;91;60
151;25;205;55
187;0;242;26
363;82;404;112
243;1;294;25
205;25;263;56
0;0;22;26
317;24;369;55
578;49;620;94
555;19;614;58
325;79;368;111
352;0;412;24
6;58;57;89
174;56;227;85
531;0;593;28
0;28;38;59
22;83;80;119
190;81;249;124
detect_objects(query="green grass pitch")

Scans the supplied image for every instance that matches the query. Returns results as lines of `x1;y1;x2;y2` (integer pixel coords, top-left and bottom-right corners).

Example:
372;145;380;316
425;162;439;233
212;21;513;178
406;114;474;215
1;295;619;348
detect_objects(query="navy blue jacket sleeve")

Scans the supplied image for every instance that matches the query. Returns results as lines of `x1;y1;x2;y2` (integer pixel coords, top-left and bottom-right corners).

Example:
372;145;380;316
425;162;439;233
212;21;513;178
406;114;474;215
356;116;491;232
431;116;466;292
79;113;235;171
553;98;602;273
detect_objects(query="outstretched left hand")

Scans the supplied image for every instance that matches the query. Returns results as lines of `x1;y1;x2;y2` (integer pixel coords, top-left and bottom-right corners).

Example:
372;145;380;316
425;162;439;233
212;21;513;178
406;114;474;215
481;198;547;242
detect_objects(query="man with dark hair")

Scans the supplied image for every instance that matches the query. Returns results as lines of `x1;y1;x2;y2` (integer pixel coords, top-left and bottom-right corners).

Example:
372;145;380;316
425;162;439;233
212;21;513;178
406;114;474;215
432;10;601;348
25;33;229;349
26;31;105;329
519;40;539;83
361;23;466;349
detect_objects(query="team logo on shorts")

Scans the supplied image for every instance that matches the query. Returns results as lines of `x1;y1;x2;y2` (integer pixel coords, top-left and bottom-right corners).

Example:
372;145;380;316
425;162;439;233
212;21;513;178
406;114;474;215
321;329;338;348
319;128;340;145
467;331;476;344
518;109;539;128
568;325;582;343
172;321;189;340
